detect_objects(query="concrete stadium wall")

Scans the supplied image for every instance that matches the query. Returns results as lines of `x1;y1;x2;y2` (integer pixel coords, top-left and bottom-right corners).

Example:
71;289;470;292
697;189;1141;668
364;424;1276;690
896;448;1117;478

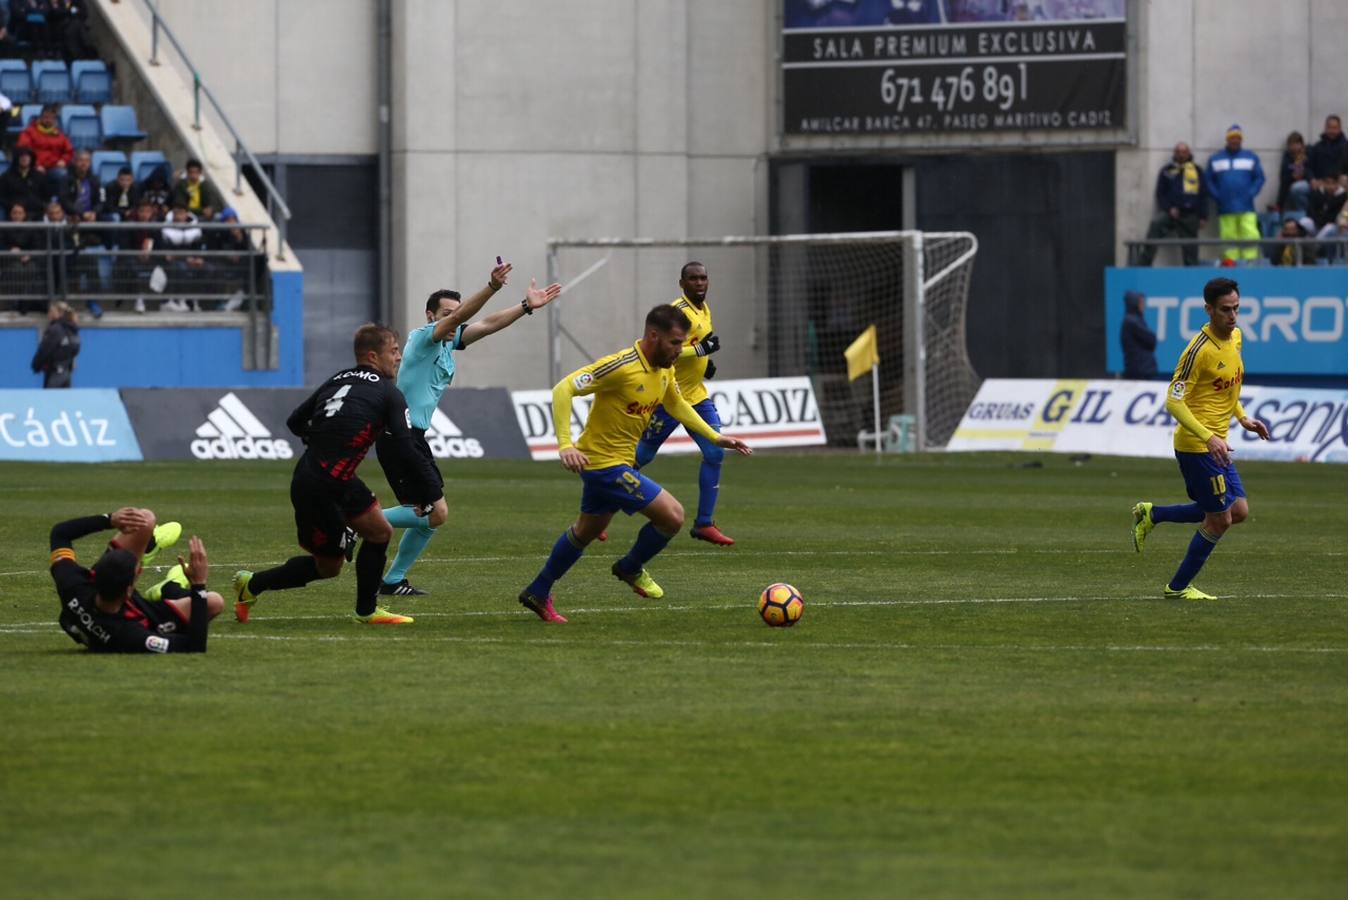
140;0;1348;388
1116;0;1348;267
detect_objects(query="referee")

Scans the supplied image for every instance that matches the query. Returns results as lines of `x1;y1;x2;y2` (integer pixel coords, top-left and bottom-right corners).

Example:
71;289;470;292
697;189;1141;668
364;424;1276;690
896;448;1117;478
374;259;561;596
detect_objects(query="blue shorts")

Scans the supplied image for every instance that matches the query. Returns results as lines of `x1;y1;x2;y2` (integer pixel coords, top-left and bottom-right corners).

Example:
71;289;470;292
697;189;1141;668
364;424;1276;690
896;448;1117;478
579;465;664;516
1175;451;1246;514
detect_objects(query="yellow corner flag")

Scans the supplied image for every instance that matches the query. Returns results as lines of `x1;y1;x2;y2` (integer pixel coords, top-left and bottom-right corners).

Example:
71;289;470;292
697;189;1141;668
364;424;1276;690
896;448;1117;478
844;324;879;382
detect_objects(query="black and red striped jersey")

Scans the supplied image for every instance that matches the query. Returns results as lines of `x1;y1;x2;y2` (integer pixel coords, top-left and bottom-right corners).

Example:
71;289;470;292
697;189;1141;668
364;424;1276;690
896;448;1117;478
287;365;419;484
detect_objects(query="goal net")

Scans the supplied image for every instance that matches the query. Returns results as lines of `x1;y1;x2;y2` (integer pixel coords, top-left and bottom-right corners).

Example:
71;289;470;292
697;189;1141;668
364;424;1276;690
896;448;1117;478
545;232;979;450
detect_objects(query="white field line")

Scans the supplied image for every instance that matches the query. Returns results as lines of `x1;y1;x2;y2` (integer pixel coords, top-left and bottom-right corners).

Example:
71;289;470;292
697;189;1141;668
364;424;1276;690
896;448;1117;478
1;547;1343;579
0;627;1341;654
4;591;1347;655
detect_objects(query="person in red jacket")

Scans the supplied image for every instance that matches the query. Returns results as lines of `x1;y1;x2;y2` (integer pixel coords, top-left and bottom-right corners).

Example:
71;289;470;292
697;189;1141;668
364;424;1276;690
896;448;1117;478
17;104;74;196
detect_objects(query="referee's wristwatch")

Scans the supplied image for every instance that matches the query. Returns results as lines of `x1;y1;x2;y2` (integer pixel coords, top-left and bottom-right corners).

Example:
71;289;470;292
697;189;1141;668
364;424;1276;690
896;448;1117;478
520;298;533;316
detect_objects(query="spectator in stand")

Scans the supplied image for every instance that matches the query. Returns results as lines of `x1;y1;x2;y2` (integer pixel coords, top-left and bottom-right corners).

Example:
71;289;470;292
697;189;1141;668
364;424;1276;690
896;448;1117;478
170;158;225;222
1265;216;1313;267
0;147;46;218
1277;131;1312;213
1306;177;1348;260
30;299;80;387
100;166;141;221
17;104;74;196
159;199;206;311
140;168;171;216
1205;124;1265;263
2;200;43;309
114;196;160;312
1308;115;1347;181
61;1;95;62
61;149;101;224
209;206;252;311
1138;141;1206;267
1120;290;1158;379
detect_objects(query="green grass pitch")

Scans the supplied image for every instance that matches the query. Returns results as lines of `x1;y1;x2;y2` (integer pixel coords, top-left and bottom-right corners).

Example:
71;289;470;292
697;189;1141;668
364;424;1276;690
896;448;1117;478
1;452;1345;899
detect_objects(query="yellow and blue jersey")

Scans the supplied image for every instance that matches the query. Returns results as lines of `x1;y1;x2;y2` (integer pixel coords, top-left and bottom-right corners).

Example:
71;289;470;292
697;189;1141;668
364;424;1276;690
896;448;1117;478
1167;324;1244;453
555;341;719;470
671;294;713;406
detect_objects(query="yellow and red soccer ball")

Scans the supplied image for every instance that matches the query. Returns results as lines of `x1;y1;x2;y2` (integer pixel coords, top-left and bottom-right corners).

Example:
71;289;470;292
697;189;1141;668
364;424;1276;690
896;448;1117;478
758;582;804;627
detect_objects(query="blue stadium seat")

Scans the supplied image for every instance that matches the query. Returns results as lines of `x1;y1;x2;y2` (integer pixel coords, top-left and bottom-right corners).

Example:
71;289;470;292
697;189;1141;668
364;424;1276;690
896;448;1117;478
31;60;72;104
0;60;33;104
61;104;101;152
71;61;112;105
91;150;129;185
130;150;170;184
7;103;43;136
101;104;148;142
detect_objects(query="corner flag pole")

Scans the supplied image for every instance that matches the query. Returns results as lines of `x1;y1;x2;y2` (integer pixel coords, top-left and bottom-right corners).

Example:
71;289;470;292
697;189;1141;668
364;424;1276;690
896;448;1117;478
871;362;881;455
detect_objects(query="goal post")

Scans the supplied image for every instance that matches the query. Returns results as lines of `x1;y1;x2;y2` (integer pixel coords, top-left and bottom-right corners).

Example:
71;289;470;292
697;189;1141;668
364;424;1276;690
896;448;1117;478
544;231;979;450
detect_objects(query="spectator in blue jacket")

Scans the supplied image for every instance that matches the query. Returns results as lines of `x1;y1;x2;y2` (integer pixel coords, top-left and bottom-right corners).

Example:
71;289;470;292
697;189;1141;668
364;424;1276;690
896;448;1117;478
1205;124;1265;263
1138;141;1206;266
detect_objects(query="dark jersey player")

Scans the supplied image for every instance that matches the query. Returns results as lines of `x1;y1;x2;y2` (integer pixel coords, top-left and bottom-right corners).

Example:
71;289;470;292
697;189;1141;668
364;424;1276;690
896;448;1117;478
51;507;223;654
233;323;440;625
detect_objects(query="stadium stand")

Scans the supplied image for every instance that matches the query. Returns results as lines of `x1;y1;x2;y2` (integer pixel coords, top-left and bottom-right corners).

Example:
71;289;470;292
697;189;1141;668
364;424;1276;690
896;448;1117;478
100;104;147;143
30;59;70;104
59;103;99;151
91;149;127;185
70;60;111;104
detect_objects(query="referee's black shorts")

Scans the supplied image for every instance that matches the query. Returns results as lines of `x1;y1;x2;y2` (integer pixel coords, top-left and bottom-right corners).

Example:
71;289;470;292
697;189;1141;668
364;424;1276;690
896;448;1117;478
290;463;377;558
377;428;444;507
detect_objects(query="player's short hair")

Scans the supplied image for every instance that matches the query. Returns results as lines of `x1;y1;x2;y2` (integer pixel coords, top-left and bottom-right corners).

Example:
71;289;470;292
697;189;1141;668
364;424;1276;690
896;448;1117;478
353;323;397;361
645;304;692;334
425;289;461;314
92;548;138;602
680;261;706;280
185;157;203;171
1203;277;1239;305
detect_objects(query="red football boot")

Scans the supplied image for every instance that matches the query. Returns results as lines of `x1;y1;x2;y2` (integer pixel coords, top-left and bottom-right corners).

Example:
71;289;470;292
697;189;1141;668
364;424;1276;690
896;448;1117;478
690;523;735;546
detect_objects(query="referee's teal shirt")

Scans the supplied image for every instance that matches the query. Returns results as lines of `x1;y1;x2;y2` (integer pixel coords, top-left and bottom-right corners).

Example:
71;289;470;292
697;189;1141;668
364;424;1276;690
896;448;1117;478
398;322;465;430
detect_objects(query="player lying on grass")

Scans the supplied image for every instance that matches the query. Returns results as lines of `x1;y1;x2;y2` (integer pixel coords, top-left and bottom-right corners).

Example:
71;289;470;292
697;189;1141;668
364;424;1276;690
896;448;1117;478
518;304;752;624
50;507;223;653
234;323;441;625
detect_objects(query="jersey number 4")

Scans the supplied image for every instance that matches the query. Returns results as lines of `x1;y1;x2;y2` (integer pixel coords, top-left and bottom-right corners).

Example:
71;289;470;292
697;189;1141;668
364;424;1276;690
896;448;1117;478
323;385;352;418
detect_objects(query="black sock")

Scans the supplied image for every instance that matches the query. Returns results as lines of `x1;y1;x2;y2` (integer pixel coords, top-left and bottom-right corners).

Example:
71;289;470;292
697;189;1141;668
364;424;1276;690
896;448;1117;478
250;556;322;596
355;541;389;617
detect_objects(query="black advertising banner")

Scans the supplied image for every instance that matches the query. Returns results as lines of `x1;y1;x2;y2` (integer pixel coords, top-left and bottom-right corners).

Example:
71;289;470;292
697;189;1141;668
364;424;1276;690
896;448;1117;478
395;387;532;461
122;386;531;461
121;389;310;460
782;0;1126;136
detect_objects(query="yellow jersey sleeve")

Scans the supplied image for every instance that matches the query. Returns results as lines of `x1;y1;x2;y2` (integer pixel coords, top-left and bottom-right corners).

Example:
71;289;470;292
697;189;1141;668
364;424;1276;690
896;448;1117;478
671;296;713;406
553;347;639;451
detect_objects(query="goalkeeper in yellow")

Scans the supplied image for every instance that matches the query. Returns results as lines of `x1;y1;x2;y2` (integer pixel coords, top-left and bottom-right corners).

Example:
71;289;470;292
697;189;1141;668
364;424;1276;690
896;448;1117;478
518;304;753;623
1131;277;1270;600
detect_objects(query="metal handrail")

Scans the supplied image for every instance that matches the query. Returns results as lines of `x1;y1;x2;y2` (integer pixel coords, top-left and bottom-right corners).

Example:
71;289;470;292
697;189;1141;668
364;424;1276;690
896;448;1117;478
1124;236;1348;266
138;0;292;258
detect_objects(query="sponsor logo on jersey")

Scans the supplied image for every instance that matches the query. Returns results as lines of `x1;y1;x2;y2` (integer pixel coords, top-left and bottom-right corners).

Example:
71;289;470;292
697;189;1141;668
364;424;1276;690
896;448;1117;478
191;393;294;460
424;408;484;459
145;635;170;653
573;372;594;390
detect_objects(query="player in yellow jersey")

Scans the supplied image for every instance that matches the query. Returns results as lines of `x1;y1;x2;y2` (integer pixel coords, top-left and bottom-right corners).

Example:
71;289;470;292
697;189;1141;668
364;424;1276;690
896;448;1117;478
1131;277;1270;600
518;304;753;623
635;262;736;545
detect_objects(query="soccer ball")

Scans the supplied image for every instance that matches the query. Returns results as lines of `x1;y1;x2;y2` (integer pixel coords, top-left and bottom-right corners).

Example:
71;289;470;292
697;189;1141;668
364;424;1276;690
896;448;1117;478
758;582;804;627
